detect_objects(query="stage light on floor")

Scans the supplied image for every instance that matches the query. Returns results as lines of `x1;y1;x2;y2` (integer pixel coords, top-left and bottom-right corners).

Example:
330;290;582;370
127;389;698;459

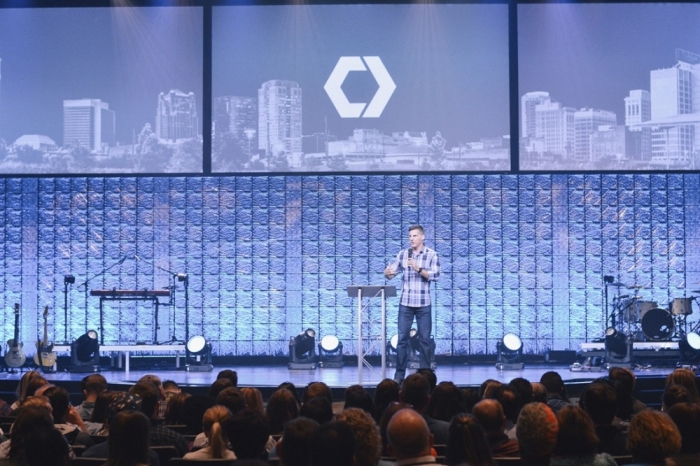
407;329;438;370
318;335;343;368
70;330;100;373
496;333;524;370
186;335;213;372
604;327;631;367
288;328;317;370
679;332;700;363
386;334;399;367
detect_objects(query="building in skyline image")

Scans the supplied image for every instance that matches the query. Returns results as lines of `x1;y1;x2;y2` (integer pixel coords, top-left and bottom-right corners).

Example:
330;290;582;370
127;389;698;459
214;95;257;153
258;80;302;159
521;91;551;138
63;98;115;152
535;100;575;157
624;89;652;161
156;90;199;142
573;108;617;162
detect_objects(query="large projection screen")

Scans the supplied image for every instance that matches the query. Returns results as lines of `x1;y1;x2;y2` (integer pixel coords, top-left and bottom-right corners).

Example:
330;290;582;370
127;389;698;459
0;7;203;174
212;4;510;173
519;3;700;171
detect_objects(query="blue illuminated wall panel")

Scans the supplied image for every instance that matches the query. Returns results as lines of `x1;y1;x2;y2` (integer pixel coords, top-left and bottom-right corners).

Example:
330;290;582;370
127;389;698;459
2;174;699;356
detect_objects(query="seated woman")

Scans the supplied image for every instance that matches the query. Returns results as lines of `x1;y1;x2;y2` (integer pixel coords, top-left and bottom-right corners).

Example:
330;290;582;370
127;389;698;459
105;410;151;466
183;405;236;460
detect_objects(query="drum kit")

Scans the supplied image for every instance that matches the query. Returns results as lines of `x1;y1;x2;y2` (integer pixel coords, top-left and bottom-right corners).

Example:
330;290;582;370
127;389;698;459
607;281;699;342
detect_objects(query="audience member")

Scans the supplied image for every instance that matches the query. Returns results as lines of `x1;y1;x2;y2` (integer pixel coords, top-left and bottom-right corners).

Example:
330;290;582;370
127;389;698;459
278;417;320;466
164;392;191;425
184;405;236;460
531;382;547;404
516;402;559;466
137;374;168;419
267;388;300;435
480;381;503;400
180;395;216;435
299;396;333;425
43;386;93;447
23;427;71;466
662;383;692;412
11;371;47;411
241;387;265;416
379;402;412;456
626;409;680;466
343;385;375;417
666;368;700;404
425;382;465;423
75;374;107;421
386;409;434;466
373;379;400;424
461;389;480;413
336;408;382;466
278;382;302;405
471;399;519;457
18;395;52;414
446;413;495;466
208;378;234;400
508;377;534;416
104;410;152;466
489;385;519;435
162;380;181;400
227;408;272;460
580;382;628;456
303;382;333;405
609;367;646;421
0;406;55;461
550;405;616;466
667;402;700;466
217;369;238;387
217;387;247;415
310;422;355;466
85;390;118;435
129;381;189;456
540;371;571;414
416;369;438;393
400;373;450;445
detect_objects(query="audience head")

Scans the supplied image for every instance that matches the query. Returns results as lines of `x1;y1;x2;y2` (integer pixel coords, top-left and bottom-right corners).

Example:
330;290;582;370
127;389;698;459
379;402;412;455
387;408;432;460
508;377;534;414
667;402;700;454
9;406;55;459
627;409;681;465
580;382;617;425
217;369;238;387
471;398;506;434
516;402;559;461
202;405;234;459
105;392;143;428
162;379;181;398
310;422;356;466
446;413;495;466
217;387;247;415
278;417;320;466
278;382;302;405
106;409;151;466
461;388;480;413
426;381;465;422
208;377;234;400
164;391;191;425
267;387;300;434
399;373;431;412
552;405;599;458
662;383;692;411
303;382;333;405
181;395;216;435
490;385;519;424
137;374;165;400
19;395;52;414
540;371;566;398
129;381;159;419
24;427;70;466
416;369;437;393
373;379;400;422
478;379;502;399
90;390;118;424
241;387;265;415
531;383;547;403
227;408;271;460
336;408;382;466
43;386;71;424
609;366;637;420
666;368;700;404
343;385;374;417
81;374;107;398
299;396;334;425
16;371;47;403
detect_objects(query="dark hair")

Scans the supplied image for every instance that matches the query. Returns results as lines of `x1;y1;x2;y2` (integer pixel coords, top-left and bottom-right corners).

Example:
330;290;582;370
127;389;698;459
106;410;151;466
310;421;356;466
162;380;180;391
508;377;533;417
461;388;480;413
43;385;70;423
164;392;191;425
181;395;216;435
400;373;430;411
416;369;437;392
217;387;247;415
540;371;567;399
208;378;234;400
552;405;599;458
300;396;334;425
303;382;333;405
490;386;519;424
90;390;118;424
667;403;700;454
24;427;70;466
378;402;411;456
279;417;320;466
408;225;424;235
373;379;400;423
580;382;617;425
9;406;55;459
278;382;302;404
343;385;374;417
82;374;107;395
627;409;681;463
663;384;692;410
129;381;159;418
217;369;238;387
666;368;700;404
478;379;501;399
227;408;271;460
609;367;636;420
446;413;495;466
267;388;300;434
426;382;465;422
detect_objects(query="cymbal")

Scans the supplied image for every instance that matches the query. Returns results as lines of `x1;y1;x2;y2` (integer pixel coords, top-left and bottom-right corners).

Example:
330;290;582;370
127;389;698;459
691;290;700;294
608;282;627;287
627;284;645;290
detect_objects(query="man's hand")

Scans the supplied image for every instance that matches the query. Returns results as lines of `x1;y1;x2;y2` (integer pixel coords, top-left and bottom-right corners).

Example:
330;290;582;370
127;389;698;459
407;258;419;272
384;264;397;279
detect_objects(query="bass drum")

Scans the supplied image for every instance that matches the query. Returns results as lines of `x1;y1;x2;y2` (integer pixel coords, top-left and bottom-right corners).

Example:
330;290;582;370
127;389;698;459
641;308;674;341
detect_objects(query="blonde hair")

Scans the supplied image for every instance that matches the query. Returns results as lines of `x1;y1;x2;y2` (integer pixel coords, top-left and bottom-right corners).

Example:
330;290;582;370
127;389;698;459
203;405;233;459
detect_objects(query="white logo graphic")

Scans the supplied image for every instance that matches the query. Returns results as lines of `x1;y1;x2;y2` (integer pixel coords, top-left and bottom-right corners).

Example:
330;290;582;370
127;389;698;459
324;56;396;118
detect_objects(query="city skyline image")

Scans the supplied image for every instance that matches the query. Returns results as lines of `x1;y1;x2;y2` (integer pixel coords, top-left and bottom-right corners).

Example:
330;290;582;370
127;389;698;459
519;3;700;171
212;4;511;173
0;7;203;174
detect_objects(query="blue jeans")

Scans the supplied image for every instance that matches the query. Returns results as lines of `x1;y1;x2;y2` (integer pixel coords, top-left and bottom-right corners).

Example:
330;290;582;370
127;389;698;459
395;304;432;377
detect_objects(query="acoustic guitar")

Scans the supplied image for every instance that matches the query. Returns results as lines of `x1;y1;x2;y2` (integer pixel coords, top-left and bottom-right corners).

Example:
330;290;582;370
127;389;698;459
5;303;26;368
34;305;56;369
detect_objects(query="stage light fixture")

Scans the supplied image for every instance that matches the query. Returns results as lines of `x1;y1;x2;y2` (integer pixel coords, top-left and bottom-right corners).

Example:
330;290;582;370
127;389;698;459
407;329;437;370
64;275;75;284
318;335;343;368
288;328;317;370
679;332;700;363
186;335;213;372
604;327;631;367
496;333;524;370
386;334;399;367
70;330;100;372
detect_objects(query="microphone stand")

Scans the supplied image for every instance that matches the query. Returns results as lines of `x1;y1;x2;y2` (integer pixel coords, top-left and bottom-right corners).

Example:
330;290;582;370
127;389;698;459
76;257;127;339
142;258;186;345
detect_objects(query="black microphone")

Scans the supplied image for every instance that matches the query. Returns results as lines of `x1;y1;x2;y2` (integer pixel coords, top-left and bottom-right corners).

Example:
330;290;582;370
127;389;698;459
408;248;412;259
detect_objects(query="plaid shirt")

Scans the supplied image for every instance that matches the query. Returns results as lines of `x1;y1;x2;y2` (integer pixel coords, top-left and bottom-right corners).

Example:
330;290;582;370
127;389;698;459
390;246;440;307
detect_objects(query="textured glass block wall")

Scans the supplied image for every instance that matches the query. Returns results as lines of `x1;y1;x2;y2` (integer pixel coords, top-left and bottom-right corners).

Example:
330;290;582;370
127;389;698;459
1;174;699;356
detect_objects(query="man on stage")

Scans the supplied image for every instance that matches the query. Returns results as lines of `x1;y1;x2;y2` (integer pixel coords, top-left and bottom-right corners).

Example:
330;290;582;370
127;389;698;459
384;224;441;385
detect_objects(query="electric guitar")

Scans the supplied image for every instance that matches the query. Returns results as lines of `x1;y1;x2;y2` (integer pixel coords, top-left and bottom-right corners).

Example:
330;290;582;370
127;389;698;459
5;303;26;368
34;305;56;369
